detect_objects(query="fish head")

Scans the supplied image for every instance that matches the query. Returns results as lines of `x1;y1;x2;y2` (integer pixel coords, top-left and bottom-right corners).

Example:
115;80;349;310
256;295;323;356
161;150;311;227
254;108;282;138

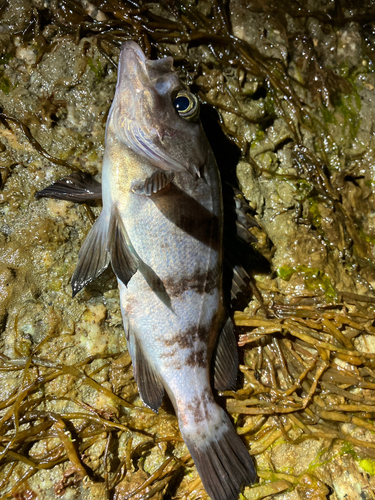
109;41;207;177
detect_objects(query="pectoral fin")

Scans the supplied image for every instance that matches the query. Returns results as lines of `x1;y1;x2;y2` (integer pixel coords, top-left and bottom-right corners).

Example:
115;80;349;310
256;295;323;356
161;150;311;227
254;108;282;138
213;317;238;391
131;170;174;196
36;172;102;202
107;206;139;287
127;328;164;412
71;212;110;297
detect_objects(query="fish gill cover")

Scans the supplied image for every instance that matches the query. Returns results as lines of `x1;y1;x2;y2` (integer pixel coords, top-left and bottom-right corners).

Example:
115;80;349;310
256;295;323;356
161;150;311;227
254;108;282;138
0;0;375;499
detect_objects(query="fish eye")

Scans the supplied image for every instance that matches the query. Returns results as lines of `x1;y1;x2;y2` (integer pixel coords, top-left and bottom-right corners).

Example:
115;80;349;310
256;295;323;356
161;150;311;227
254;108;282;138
173;90;200;122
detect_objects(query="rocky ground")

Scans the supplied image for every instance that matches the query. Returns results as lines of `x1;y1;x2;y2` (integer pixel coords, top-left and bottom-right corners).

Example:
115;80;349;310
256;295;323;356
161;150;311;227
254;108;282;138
0;0;375;499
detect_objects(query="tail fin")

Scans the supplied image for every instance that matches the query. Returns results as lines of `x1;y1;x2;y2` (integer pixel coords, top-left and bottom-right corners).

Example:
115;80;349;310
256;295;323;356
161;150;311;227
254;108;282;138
180;408;256;500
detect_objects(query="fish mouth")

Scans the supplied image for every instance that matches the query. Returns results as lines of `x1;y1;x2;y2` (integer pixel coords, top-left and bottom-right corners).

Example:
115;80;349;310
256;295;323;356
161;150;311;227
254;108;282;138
117;41;177;94
120;41;147;64
116;41;148;90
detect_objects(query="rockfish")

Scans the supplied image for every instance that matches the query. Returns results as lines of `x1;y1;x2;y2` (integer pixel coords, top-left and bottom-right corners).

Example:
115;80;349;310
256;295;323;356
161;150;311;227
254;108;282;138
37;41;256;500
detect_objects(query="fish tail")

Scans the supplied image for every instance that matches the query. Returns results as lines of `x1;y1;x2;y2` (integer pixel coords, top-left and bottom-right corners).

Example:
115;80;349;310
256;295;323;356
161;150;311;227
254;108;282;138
179;407;256;500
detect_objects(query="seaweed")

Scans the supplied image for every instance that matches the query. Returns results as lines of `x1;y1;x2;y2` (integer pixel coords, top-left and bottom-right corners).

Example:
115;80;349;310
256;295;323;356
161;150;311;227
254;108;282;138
1;0;375;498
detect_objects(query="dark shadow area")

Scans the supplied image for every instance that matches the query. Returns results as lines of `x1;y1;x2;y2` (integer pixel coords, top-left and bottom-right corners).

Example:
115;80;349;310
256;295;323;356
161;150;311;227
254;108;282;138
163;467;186;500
83;264;118;298
200;104;241;186
200;105;272;309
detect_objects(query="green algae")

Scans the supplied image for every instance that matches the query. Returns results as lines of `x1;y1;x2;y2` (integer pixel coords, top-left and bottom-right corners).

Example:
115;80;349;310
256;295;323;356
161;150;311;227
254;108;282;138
359;458;375;475
277;264;337;300
341;443;375;476
87;56;104;82
320;93;360;147
340;442;357;458
338;443;375;476
319;64;362;148
0;75;12;95
277;265;295;281
308;197;322;230
307;448;332;473
307;442;356;474
0;53;14;95
359;228;375;246
295;179;313;199
251;126;266;147
0;53;13;65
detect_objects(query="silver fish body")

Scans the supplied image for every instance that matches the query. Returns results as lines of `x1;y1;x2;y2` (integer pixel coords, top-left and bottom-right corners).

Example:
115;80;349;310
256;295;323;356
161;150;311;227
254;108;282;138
70;42;255;500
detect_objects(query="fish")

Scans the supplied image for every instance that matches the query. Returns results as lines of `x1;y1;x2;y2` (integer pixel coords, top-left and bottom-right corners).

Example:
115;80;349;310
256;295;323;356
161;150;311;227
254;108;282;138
36;41;256;500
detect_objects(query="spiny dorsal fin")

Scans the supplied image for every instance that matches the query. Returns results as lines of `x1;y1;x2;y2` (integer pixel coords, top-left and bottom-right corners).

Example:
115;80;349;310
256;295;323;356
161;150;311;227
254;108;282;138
131;170;175;196
107;205;139;287
232;188;259;245
36;172;102;202
230;263;250;300
213;317;238;391
71;212;110;297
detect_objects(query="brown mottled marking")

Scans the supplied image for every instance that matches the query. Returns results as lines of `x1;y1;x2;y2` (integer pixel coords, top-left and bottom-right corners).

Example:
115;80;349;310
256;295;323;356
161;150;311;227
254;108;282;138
162;267;218;298
161;324;210;349
159;348;178;358
185;348;206;368
186;389;212;424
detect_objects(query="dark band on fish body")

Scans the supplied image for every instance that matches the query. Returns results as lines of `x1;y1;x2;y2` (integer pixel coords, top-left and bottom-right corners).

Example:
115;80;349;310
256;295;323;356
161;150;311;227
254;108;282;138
161;323;210;349
158;347;178;359
185;389;212;425
162;267;218;297
185;347;206;368
34;173;258;302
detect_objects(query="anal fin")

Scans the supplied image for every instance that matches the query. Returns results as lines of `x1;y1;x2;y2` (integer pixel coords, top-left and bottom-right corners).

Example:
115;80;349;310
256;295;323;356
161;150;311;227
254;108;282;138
213;317;238;391
107;205;139;286
71;211;110;297
36;172;102;202
131;170;174;196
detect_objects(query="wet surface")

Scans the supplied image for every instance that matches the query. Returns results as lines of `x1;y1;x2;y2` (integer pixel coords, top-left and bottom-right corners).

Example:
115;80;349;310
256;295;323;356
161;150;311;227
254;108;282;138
1;0;375;499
